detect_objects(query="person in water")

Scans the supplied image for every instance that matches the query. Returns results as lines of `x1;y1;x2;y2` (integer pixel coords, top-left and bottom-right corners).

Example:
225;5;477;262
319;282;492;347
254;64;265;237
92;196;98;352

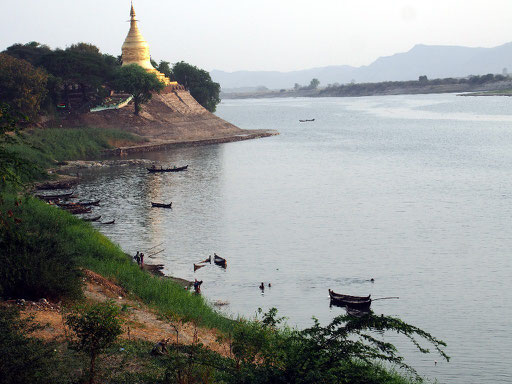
259;282;265;291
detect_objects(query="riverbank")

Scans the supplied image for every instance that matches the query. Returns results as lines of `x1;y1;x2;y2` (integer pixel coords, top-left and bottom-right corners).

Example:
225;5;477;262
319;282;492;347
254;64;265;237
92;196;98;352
222;78;512;99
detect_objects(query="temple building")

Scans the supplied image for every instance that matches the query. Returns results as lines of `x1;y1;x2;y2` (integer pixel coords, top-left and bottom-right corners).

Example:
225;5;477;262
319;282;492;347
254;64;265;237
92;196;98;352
121;2;172;85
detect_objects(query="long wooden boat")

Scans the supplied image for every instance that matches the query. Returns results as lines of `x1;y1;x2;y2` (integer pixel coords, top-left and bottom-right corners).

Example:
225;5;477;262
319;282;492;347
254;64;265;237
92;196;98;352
78;200;100;206
328;290;372;309
147;165;188;173
194;263;206;272
82;215;101;222
213;254;227;267
151;202;172;208
328;290;371;301
36;191;74;200
66;206;92;214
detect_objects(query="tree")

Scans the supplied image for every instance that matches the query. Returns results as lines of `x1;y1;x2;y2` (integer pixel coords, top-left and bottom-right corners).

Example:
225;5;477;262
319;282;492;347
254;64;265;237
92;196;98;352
157;60;172;79
308;78;320;89
418;75;428;83
0;54;47;122
171;61;221;112
113;64;164;115
294;83;301;91
38;48;118;110
66;301;123;384
2;41;51;67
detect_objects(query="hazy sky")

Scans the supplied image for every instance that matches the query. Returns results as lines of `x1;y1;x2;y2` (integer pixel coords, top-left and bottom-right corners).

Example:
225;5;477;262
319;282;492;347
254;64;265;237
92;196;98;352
2;0;512;72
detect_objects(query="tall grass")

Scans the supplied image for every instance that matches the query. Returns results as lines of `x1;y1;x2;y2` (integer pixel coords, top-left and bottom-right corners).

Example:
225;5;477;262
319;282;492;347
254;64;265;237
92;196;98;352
5;127;145;180
0;194;234;332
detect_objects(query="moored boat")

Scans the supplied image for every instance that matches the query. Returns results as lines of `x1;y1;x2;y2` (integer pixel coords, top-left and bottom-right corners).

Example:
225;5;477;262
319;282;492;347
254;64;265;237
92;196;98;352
328;289;372;309
102;219;115;224
36;191;74;200
82;215;101;222
213;253;227;267
147;165;188;173
194;263;206;271
151;202;172;208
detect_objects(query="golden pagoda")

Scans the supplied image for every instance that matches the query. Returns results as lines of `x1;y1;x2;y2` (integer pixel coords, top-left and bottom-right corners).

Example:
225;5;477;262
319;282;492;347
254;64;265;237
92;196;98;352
121;2;170;85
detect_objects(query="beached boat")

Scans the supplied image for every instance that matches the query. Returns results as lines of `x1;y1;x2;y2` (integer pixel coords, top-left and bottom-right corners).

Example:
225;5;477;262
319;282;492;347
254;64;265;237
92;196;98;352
213;254;227;267
36;191;74;200
82;215;101;222
147;165;188;173
78;200;100;206
66;206;92;214
151;202;172;208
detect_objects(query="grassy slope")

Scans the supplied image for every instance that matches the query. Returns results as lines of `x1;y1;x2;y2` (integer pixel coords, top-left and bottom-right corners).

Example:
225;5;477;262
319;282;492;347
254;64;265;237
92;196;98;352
0;193;234;332
5;127;146;180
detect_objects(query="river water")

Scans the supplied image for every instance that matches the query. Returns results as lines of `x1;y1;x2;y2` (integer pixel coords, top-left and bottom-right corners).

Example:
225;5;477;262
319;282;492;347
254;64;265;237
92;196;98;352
75;94;512;383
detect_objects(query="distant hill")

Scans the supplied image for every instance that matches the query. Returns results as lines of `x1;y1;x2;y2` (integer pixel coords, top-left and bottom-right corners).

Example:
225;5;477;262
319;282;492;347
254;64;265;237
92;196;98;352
212;43;512;90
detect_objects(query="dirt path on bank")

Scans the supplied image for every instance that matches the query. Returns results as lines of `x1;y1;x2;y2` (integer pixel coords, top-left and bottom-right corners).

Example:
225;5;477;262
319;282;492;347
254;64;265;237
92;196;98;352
19;270;231;357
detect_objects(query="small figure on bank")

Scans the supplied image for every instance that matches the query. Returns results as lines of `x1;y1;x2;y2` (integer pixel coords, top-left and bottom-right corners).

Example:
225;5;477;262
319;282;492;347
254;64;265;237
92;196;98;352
150;338;170;356
134;251;141;266
259;282;265;291
140;253;144;267
193;279;203;294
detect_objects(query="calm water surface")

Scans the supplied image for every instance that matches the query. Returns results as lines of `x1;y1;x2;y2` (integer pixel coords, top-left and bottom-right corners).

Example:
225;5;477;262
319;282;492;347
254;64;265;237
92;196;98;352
76;94;512;383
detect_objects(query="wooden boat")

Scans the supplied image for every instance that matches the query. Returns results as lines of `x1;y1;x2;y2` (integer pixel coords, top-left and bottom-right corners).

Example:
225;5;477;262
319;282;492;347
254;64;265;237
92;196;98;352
82;215;101;222
147;165;188;173
102;219;115;224
36;191;74;200
66;206;92;214
151;202;172;208
36;180;78;190
299;119;315;122
200;255;212;264
78;200;100;206
194;263;206;272
213;254;227;267
328;290;370;301
328;290;372;309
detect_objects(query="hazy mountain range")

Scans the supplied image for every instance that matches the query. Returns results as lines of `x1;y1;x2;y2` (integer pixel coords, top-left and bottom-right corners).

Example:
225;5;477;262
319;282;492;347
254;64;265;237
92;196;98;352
212;43;512;91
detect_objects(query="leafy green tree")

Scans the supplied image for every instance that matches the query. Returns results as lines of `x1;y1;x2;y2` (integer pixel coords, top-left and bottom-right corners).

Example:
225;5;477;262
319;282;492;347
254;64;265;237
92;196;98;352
308;78;320;89
171;61;221;112
113;64;164;115
66;301;123;384
0;54;47;122
2;41;51;67
157;60;172;79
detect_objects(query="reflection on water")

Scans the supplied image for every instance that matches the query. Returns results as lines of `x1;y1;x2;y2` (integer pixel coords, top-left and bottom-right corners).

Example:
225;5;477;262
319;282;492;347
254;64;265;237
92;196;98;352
76;94;512;384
